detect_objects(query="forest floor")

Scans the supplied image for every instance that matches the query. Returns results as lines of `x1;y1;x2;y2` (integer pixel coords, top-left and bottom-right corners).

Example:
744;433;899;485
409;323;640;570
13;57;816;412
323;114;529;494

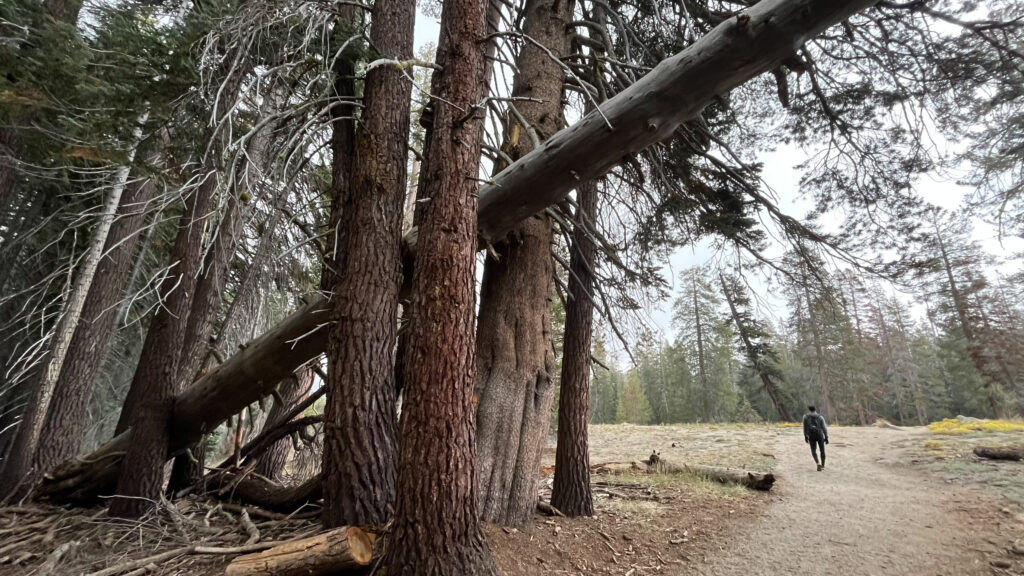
1;423;1022;575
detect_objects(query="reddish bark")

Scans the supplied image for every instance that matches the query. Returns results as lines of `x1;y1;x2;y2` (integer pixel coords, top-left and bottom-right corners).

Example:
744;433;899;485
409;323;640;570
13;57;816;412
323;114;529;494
474;0;571;528
24;179;155;487
383;0;496;567
550;180;597;517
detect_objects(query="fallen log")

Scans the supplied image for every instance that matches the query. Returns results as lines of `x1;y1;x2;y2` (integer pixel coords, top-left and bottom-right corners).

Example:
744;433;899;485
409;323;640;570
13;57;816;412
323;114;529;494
40;0;875;504
973;446;1024;462
205;472;323;513
590;454;776;492
37;299;331;503
224;526;374;576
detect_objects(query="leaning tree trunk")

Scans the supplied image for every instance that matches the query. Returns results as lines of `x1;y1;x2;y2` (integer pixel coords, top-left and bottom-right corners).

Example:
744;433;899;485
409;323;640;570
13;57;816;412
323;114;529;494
473;0;571;528
168;173;247;493
253;368;315;481
23;177;156;490
550;179;598;518
37;0;880;505
107;174;217;519
382;0;496;568
0;117;147;494
321;0;414;528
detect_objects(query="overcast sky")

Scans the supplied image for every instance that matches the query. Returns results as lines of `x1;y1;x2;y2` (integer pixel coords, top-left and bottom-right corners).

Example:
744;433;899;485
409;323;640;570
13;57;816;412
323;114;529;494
411;9;1024;353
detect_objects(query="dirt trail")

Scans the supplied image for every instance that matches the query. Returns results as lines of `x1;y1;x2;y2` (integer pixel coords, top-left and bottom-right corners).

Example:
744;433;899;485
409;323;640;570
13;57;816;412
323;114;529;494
697;427;1000;576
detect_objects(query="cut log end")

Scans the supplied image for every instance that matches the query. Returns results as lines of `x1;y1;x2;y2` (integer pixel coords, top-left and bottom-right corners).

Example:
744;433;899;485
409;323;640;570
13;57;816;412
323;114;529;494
346;526;374;565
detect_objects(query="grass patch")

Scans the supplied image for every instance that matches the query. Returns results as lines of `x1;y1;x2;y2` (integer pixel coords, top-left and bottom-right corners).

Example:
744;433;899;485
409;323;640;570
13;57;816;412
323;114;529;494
927;418;1024;435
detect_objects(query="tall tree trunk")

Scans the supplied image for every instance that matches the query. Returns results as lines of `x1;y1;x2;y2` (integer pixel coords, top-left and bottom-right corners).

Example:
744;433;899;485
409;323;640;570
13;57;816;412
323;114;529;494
19;176;155;493
168;175;248;493
474;0;570;528
550;180;597;518
719;274;792;421
382;0;495;567
38;0;881;503
253;368;314;481
693;277;711;422
0;117;147;492
108;173;217;519
320;15;360;292
322;0;413;527
801;281;835;422
934;223;1006;418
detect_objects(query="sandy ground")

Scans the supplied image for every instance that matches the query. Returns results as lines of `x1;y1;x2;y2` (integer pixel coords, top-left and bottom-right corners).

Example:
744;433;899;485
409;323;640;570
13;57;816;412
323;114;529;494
696;426;1021;576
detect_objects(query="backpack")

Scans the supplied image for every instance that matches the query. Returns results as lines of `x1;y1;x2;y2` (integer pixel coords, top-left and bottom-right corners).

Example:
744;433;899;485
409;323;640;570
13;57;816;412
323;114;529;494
806;414;823;438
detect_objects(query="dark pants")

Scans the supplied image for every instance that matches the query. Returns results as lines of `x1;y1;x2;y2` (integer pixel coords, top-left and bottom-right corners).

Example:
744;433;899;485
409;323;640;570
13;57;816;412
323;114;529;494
810;437;826;465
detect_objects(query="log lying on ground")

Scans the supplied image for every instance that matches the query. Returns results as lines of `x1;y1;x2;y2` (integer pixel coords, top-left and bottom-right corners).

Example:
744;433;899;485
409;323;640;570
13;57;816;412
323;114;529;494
37;299;331;503
40;0;875;504
224;526;374;576
973;446;1024;461
206;472;323;513
591;454;776;491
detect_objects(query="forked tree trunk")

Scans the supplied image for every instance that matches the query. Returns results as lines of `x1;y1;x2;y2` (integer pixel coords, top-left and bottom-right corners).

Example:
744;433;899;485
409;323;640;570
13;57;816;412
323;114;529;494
38;0;879;504
322;0;414;528
108;174;217;519
382;0;495;568
474;0;570;528
254;368;315;481
550;180;598;518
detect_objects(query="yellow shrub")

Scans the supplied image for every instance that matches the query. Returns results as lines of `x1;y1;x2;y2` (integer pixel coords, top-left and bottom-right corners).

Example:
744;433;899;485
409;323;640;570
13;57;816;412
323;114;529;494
927;418;1024;435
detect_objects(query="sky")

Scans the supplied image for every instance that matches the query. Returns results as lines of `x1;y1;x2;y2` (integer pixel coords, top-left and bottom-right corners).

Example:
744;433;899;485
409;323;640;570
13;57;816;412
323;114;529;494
410;8;1024;351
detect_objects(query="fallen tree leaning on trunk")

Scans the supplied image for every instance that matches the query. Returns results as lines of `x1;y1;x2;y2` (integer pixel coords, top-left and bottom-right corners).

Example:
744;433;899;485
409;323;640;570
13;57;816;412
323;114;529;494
973;446;1024;461
592;453;776;492
223;526;374;576
38;0;876;504
205;472;324;513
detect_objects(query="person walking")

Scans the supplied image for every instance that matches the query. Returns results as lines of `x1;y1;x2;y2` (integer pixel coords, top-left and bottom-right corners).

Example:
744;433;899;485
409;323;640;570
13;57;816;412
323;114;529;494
803;406;829;471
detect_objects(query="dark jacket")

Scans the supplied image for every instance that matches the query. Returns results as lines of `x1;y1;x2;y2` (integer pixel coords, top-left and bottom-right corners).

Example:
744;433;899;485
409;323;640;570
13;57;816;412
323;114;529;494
803;412;828;443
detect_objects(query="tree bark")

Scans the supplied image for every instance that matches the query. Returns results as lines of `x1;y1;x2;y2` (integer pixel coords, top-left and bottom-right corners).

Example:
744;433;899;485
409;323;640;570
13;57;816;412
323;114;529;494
254;368;314;481
7;176;153;492
207;472;324;512
473;0;570;529
107;173;217;519
550;180;598;518
224;526;374;576
322;0;414;528
37;0;879;504
0;116;147;494
168;179;246;493
382;0;496;567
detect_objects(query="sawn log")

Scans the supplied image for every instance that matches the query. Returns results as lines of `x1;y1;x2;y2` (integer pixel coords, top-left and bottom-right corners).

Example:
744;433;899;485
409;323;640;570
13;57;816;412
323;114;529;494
39;0;875;504
224;526;374;576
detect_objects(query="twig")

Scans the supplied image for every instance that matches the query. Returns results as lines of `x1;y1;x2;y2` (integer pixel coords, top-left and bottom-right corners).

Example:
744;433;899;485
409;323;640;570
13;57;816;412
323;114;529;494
239;508;261;545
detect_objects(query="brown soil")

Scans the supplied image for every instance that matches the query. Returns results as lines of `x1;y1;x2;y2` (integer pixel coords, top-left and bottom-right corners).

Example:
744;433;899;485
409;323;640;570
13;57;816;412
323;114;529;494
2;425;1021;576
